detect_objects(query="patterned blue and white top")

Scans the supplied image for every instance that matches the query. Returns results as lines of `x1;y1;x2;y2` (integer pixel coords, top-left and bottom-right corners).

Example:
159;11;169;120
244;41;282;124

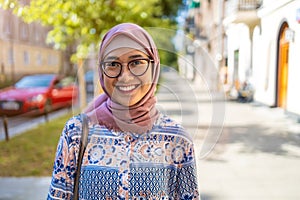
47;113;199;200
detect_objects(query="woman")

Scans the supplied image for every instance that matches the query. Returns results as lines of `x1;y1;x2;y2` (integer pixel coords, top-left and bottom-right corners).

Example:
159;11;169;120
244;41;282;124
47;23;199;200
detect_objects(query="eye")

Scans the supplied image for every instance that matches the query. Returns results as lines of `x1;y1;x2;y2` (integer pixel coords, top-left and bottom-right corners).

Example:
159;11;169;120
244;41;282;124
129;59;148;67
132;60;143;65
105;61;121;68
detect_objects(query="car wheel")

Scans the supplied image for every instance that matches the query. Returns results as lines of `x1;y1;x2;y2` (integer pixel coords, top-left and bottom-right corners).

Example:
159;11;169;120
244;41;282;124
44;99;52;114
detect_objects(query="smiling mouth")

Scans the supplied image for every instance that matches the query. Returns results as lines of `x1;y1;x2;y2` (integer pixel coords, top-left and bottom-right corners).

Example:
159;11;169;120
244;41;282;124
116;84;139;92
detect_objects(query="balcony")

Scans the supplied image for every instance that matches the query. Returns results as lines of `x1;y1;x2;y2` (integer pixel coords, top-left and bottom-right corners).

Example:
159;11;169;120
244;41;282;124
224;0;262;28
238;0;262;10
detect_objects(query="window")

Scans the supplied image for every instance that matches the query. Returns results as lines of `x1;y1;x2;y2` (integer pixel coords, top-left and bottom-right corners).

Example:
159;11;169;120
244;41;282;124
8;48;14;65
4;18;13;36
36;31;40;42
24;51;29;65
36;53;42;66
20;22;29;40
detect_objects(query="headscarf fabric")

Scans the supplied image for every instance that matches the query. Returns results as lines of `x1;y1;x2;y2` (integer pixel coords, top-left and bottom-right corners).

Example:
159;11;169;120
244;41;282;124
85;23;160;134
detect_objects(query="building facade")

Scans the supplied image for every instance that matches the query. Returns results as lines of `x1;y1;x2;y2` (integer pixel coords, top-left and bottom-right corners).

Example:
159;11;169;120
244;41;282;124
253;0;300;116
0;3;63;82
181;0;223;91
223;0;261;96
184;0;300;117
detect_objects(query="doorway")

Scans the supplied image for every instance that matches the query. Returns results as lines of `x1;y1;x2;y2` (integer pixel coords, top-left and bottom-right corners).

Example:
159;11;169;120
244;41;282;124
277;23;289;108
233;50;240;90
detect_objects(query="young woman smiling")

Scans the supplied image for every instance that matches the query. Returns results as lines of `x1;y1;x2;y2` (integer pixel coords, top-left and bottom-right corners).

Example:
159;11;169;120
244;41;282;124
101;48;153;107
47;23;200;200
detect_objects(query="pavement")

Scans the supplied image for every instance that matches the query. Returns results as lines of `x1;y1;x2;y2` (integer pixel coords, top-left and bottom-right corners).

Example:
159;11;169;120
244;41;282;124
1;69;300;200
0;177;50;200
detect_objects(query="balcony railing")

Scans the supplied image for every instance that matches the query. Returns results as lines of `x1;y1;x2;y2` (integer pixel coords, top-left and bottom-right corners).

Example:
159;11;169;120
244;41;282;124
226;0;262;15
224;0;262;27
238;0;262;11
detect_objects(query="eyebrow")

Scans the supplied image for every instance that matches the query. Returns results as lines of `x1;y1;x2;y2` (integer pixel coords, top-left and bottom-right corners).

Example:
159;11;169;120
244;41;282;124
129;54;145;59
105;54;146;61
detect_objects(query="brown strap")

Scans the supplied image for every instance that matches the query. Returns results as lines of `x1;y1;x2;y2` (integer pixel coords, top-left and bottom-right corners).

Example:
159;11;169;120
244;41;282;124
73;114;89;200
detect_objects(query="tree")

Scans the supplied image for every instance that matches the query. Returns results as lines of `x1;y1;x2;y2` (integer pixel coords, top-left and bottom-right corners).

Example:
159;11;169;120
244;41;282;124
0;0;182;62
0;0;183;109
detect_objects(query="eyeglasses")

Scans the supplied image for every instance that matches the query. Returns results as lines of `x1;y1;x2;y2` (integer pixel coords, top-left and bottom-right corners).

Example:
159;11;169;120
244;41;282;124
100;58;154;78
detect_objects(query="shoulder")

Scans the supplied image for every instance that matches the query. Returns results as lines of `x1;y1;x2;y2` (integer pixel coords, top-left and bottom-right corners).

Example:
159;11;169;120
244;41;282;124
62;114;86;138
154;113;193;142
156;113;181;128
64;114;113;138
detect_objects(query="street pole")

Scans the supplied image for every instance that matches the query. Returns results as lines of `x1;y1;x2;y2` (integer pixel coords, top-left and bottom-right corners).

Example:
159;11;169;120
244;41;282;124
218;0;224;69
78;59;87;111
2;116;9;141
217;0;225;90
10;40;15;82
9;11;15;82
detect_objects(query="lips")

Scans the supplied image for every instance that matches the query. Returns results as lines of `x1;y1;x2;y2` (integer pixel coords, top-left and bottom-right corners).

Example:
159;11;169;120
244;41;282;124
116;84;139;92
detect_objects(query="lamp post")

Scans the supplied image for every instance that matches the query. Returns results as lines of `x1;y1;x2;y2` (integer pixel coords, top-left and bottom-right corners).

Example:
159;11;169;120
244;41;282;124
8;11;15;82
77;58;87;111
10;39;15;82
217;0;225;91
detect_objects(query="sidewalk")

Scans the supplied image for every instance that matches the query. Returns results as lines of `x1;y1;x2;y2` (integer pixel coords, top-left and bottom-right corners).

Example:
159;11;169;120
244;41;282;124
0;70;299;200
196;101;300;200
0;177;50;200
158;69;300;200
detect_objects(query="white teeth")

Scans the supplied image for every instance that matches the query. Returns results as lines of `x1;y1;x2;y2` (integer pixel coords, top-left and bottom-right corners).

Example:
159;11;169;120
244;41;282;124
118;85;137;91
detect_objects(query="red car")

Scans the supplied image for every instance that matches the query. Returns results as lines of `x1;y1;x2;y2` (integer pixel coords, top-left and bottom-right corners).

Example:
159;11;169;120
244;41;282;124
0;74;78;116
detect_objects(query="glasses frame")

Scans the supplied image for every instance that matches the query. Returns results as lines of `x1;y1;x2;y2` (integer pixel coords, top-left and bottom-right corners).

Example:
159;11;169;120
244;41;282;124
100;58;154;78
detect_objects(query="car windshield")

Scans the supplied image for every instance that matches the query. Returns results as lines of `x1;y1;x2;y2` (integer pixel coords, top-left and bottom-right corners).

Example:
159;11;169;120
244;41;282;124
15;76;54;88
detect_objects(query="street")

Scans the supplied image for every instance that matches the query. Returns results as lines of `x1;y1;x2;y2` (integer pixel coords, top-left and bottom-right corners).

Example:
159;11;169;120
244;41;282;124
0;69;300;200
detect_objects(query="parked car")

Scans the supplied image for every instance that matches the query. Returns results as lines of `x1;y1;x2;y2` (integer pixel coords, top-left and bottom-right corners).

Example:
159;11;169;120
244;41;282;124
0;74;78;116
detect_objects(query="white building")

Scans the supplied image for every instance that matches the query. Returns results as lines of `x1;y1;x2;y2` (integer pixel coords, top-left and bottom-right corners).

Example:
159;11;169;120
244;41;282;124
223;0;262;97
181;0;300;117
223;0;300;117
252;0;300;116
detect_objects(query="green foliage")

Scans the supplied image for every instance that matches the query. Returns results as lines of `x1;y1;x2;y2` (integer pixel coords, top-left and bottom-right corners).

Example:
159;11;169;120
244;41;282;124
0;79;14;89
159;50;178;71
0;113;73;176
146;26;179;70
0;0;182;64
155;0;183;22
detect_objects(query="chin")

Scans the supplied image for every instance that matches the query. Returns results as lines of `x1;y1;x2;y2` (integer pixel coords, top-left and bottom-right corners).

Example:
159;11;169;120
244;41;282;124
113;98;135;107
123;101;138;107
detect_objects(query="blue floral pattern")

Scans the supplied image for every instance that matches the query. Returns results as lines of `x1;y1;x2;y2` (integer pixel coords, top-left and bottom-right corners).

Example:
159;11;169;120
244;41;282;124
47;114;199;199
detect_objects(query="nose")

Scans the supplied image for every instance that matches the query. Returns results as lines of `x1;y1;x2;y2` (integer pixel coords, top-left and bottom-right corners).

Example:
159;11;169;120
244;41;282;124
117;65;134;82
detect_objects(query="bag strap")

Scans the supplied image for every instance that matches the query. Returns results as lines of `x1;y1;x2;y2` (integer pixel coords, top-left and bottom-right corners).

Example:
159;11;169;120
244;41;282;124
73;113;89;200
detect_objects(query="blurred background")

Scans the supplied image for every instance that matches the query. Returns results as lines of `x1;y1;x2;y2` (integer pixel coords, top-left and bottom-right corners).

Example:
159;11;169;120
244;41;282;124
0;0;300;200
0;0;299;116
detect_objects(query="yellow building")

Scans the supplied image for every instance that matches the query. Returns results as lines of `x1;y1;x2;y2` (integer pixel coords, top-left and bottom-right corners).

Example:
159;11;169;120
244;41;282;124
0;8;63;82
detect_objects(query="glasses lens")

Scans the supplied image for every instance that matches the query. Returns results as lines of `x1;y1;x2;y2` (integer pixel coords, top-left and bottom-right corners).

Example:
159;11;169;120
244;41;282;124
103;62;121;77
128;59;150;76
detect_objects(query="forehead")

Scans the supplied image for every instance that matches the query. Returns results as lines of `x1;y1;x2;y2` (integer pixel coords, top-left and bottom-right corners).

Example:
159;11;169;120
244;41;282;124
104;48;148;60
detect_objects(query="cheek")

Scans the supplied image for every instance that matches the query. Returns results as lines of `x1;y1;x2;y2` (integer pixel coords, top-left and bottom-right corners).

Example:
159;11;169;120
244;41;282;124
140;71;154;94
144;67;153;84
103;77;114;96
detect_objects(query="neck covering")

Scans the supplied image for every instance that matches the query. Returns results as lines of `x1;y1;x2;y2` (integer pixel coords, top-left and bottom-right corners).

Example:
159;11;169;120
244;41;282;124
85;23;160;134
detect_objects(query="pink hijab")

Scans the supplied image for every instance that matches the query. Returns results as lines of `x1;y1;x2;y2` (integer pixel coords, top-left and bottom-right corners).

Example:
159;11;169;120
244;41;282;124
85;23;160;134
